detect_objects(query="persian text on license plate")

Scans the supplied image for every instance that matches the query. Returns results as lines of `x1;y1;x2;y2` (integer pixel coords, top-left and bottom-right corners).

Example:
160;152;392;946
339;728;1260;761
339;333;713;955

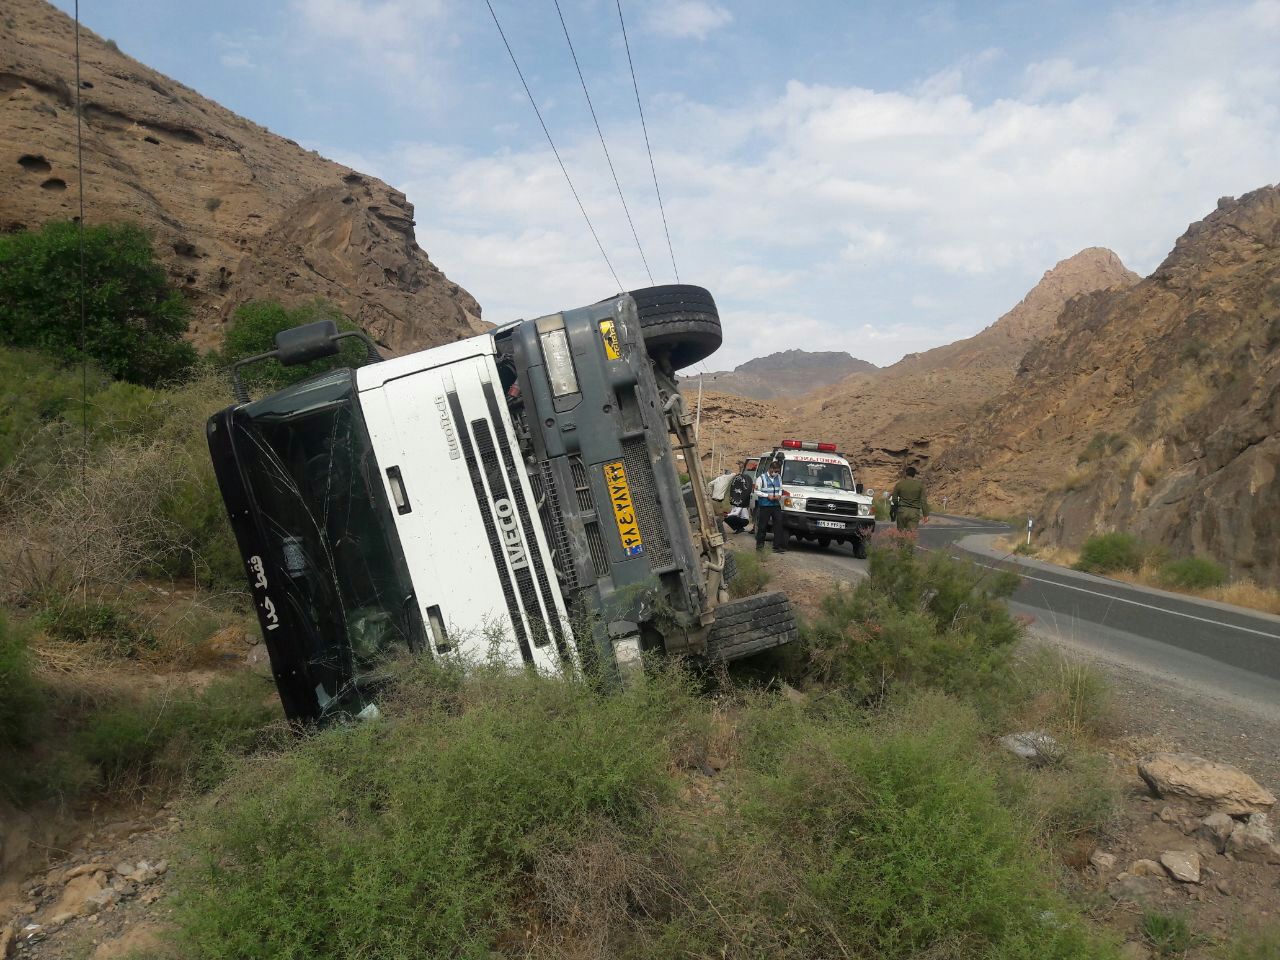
603;460;645;557
816;520;845;529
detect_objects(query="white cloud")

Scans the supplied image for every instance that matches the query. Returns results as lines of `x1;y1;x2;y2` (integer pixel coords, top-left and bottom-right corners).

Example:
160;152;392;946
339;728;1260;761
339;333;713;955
646;0;732;40
351;0;1280;368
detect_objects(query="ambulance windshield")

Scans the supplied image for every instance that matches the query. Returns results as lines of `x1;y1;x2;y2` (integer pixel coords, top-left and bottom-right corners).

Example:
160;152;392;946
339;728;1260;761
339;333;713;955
781;459;855;490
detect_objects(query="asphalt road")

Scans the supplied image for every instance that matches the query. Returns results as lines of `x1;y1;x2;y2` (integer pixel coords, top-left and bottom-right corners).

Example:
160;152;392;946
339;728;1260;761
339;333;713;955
782;514;1280;714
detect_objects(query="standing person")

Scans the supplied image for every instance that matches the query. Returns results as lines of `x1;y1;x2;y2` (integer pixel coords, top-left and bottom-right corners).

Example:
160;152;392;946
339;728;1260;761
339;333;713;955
892;465;930;532
754;459;787;553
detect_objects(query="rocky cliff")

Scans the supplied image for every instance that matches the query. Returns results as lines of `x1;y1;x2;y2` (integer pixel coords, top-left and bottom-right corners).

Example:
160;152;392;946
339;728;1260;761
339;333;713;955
0;0;482;353
681;349;876;400
789;247;1140;492
930;186;1280;584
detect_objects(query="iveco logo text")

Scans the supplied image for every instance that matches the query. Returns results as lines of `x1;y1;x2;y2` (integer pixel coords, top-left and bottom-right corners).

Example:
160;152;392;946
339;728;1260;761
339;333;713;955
494;498;529;571
434;396;460;460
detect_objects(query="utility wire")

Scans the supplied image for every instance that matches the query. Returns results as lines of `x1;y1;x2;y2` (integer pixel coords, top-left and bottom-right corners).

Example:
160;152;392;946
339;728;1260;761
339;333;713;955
615;0;679;283
75;0;87;487
552;0;653;286
483;0;623;292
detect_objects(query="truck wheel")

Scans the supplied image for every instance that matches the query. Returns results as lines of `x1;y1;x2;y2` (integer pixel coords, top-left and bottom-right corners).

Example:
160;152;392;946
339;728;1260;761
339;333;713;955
722;550;739;585
706;591;798;662
628;284;722;371
852;537;868;559
815;537;831;550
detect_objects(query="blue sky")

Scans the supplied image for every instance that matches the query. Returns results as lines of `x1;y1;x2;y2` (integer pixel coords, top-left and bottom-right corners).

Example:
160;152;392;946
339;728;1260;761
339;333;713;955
58;0;1280;368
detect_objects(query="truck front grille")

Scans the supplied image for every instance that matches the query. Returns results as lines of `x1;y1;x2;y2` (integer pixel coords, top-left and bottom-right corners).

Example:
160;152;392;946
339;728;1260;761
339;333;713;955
570;456;593;511
806;499;858;516
621;437;673;567
585;521;610;578
533;461;578;592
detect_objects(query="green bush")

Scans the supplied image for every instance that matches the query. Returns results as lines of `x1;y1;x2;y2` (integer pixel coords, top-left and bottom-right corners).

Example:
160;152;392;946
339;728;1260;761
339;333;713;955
221;299;368;391
805;532;1024;707
1157;556;1227;590
37;598;157;659
584;692;1115;960
1219;923;1280;959
727;548;770;598
0;221;196;386
76;672;278;793
1074;532;1144;574
1142;911;1195;957
174;667;688;959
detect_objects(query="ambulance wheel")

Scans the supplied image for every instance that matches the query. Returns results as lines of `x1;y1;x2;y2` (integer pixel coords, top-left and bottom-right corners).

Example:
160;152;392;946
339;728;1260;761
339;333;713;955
815;537;831;550
628;284;722;371
852;538;868;560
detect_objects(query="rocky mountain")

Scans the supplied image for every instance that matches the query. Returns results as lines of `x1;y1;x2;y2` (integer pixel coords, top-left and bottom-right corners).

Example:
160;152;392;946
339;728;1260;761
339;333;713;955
0;0;483;353
680;349;876;400
788;247;1140;492
929;186;1280;584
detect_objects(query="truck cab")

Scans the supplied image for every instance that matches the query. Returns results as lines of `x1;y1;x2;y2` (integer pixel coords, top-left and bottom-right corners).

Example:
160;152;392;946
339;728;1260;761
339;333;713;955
209;286;797;721
740;441;876;558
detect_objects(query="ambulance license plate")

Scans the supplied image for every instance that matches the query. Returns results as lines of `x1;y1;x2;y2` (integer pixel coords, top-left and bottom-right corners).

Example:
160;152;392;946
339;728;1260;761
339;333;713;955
817;520;845;530
603;460;644;557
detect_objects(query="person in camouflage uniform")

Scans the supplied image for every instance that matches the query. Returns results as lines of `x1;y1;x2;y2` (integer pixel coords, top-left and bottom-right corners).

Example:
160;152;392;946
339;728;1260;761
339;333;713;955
891;465;930;532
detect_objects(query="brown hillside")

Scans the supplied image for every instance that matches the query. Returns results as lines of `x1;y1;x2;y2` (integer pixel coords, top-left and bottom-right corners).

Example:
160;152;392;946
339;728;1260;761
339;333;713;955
0;0;483;353
679;349;877;401
930;185;1280;584
786;248;1139;492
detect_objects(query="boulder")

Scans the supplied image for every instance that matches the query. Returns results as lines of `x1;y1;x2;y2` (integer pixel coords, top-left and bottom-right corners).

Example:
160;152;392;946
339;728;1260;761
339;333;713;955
1137;753;1275;815
1226;813;1280;865
1159;850;1201;883
1198;812;1236;852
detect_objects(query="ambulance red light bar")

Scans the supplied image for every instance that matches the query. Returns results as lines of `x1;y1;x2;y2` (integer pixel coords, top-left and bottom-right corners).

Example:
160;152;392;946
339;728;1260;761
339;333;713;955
780;439;838;452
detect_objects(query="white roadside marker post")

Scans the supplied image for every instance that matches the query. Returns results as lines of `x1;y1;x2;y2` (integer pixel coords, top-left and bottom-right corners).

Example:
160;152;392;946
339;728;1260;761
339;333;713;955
1027;516;1033;547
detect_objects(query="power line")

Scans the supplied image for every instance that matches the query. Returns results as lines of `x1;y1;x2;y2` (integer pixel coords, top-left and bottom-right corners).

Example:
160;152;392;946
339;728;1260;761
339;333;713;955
552;0;653;286
615;0;679;283
483;0;623;292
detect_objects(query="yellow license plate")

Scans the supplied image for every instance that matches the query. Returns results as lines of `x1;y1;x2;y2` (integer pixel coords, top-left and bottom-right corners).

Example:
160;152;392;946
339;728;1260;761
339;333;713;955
603;460;644;557
599;319;622;360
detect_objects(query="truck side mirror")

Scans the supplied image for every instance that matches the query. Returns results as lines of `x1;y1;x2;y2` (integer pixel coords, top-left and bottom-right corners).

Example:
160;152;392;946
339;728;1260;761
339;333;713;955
275;320;341;367
856;483;865;494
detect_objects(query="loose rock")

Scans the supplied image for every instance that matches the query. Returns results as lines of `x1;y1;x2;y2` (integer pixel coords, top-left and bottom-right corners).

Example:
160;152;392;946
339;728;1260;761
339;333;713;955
50;872;106;918
1159;850;1201;883
1130;859;1166;877
999;731;1065;765
1138;753;1275;815
1226;813;1280;865
1198;811;1237;852
1089;849;1117;872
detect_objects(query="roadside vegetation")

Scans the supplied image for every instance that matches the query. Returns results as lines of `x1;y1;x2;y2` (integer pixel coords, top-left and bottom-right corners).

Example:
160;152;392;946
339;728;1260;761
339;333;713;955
1011;531;1280;615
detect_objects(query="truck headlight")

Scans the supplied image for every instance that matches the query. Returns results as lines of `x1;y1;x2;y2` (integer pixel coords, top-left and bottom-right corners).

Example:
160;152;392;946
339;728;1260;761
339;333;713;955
786;496;804;510
539;327;579;397
859;504;870;516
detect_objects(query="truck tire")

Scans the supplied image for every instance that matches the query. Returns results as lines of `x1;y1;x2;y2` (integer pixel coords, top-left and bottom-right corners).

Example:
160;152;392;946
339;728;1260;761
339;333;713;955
628;284;722;371
706;591;798;662
727;472;753;508
722;550;739;585
852;537;868;559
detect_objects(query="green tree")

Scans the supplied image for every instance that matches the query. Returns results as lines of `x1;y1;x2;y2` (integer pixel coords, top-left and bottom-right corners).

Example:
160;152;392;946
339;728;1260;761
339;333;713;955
221;299;369;391
0;221;196;386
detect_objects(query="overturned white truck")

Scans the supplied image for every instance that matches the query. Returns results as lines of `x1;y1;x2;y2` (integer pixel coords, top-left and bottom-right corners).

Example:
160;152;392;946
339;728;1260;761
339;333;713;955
207;285;797;721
